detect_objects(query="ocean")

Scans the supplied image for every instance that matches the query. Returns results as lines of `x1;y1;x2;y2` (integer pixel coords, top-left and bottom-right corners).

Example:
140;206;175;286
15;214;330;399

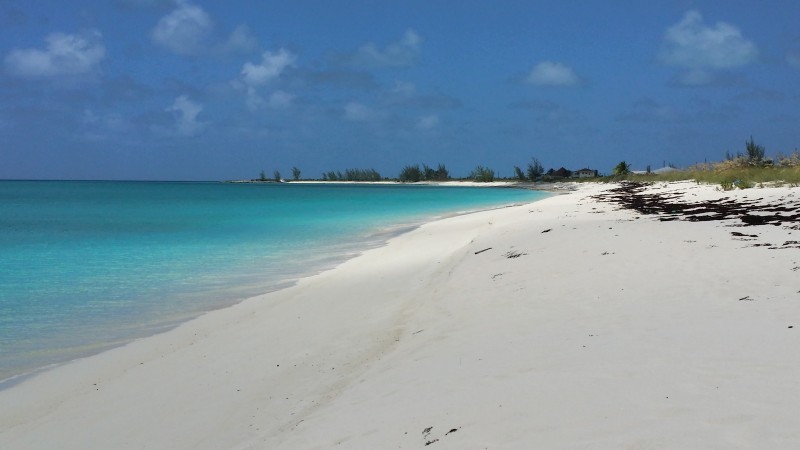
0;180;548;383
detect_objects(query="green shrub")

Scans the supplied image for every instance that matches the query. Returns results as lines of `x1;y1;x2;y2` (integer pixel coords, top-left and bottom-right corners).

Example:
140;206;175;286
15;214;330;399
746;136;765;164
513;166;526;181
526;158;544;181
321;169;379;181
612;161;631;177
470;166;495;182
399;163;449;182
434;163;450;180
399;165;422;182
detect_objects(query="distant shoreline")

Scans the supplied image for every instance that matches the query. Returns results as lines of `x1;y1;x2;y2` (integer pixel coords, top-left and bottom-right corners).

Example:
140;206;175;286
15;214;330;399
226;178;569;191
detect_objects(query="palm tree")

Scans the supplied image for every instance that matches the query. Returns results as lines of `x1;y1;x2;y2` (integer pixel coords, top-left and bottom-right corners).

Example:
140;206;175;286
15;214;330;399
613;161;631;176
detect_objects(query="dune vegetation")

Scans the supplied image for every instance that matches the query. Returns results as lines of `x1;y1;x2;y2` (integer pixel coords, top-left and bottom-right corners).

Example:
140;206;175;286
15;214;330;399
603;138;800;189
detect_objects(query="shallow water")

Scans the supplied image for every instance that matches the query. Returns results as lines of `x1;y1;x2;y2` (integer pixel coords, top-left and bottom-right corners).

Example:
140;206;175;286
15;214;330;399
0;180;548;382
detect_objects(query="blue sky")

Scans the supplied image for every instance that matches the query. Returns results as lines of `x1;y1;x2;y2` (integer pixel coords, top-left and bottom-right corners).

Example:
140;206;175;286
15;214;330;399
1;0;798;180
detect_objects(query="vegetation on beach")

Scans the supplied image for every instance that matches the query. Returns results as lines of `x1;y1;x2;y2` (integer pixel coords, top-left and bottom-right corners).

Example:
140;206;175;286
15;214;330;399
322;168;382;182
253;138;799;188
398;163;450;182
254;169;283;182
612;161;632;177
527;158;545;181
600;138;800;188
630;164;800;189
511;158;546;182
469;166;495;183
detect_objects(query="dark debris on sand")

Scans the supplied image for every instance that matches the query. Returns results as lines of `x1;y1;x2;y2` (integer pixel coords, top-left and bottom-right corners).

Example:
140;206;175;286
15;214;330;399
593;182;800;227
593;182;800;249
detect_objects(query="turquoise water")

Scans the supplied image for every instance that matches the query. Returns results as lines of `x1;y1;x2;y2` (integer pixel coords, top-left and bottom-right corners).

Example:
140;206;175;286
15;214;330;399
0;181;547;382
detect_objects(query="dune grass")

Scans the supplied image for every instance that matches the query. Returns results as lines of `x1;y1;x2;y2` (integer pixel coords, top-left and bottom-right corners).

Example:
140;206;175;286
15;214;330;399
632;166;798;186
589;153;800;190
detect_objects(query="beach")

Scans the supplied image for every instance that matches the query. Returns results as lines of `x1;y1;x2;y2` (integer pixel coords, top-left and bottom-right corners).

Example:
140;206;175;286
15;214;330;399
1;180;799;448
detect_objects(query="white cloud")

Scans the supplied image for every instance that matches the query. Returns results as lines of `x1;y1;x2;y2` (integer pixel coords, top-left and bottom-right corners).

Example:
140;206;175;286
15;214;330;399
151;0;213;55
241;48;296;86
238;49;295;111
150;1;257;56
526;61;580;86
4;29;105;78
218;25;258;54
417;114;440;129
167;95;204;136
350;29;422;68
659;10;757;70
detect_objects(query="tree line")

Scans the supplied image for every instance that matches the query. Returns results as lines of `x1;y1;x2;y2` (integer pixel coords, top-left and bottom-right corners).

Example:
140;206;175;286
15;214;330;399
255;137;797;184
322;168;382;182
256;156;586;183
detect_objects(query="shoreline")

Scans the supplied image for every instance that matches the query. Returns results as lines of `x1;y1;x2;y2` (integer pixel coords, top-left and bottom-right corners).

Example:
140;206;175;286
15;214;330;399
2;181;799;448
0;184;551;389
229;179;563;190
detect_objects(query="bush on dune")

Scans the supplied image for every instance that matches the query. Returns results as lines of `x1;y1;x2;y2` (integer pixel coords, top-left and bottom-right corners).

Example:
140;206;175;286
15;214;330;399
619;138;800;188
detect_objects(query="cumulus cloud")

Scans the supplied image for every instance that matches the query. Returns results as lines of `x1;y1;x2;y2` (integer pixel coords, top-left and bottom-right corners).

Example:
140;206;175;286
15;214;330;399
526;61;580;87
4;29;105;78
659;11;758;85
342;29;422;68
218;25;258;54
237;49;296;111
150;1;258;56
151;0;213;55
241;48;296;86
167;95;204;136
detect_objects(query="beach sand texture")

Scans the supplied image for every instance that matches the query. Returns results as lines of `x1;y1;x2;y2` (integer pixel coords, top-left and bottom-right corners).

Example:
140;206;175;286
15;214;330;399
1;181;799;449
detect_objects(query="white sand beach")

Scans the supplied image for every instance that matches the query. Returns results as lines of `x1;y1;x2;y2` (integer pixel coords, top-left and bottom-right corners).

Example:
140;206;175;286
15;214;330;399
1;181;799;449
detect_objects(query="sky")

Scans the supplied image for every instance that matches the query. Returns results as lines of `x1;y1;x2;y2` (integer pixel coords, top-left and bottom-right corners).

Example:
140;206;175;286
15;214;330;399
1;0;799;181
